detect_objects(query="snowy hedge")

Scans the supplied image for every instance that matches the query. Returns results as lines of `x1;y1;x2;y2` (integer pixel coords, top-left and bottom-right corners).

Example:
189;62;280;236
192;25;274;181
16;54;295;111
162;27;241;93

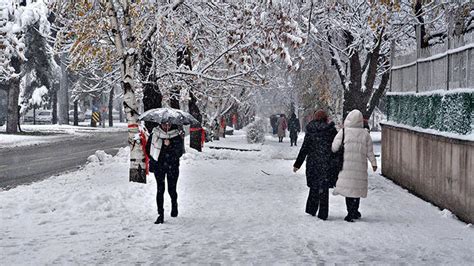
387;90;473;135
246;118;266;144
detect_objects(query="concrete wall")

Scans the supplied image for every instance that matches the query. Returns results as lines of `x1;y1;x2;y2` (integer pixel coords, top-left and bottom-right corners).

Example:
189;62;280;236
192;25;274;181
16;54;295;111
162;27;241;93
381;124;474;223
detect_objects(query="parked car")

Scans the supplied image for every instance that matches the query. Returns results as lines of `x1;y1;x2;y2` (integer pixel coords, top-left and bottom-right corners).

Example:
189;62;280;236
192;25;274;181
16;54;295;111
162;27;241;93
84;110;92;120
22;109;35;123
23;109;52;124
68;110;86;122
103;109;122;121
36;110;52;124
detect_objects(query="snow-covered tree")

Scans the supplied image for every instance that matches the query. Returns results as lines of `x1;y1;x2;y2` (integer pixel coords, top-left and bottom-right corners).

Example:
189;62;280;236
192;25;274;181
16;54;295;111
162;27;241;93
300;1;402;119
57;0;306;182
412;1;473;48
0;0;50;133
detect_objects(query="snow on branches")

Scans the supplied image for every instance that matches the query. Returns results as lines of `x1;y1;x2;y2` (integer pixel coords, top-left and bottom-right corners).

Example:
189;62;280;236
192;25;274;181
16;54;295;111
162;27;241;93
300;0;403;118
148;2;306;99
58;1;308;127
0;0;49;82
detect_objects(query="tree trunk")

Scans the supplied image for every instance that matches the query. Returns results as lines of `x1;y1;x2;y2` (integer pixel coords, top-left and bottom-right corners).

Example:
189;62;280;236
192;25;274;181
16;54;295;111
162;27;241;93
52;90;58;124
33;106;36;125
108;87;114;127
6;78;20;134
105;0;145;183
142;84;162;132
189;91;202;151
6;57;21;134
169;86;180;109
414;1;429;49
73;100;79;126
122;55;146;183
58;53;69;125
119;99;124;122
334;31;389;121
176;46;203;151
141;45;162;132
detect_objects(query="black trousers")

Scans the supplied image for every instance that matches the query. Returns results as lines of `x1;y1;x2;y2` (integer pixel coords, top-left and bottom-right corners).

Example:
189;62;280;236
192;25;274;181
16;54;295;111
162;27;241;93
290;135;297;145
345;197;360;217
305;188;329;219
154;164;179;215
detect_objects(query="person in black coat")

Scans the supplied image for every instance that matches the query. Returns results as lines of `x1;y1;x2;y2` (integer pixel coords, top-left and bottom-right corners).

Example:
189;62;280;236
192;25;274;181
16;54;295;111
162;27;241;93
288;113;301;146
293;110;338;220
146;122;185;224
270;115;278;135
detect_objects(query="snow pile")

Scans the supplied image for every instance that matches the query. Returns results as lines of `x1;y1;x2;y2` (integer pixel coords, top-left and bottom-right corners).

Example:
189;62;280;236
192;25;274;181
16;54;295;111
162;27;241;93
87;150;113;164
245;118;266;144
440;209;456;219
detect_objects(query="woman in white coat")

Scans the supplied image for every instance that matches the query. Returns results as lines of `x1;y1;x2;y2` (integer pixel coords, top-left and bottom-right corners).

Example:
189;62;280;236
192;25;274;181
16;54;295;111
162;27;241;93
332;109;377;222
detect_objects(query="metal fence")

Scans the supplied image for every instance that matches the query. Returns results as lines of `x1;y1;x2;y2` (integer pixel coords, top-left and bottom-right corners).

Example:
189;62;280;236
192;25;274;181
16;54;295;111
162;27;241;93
390;31;474;92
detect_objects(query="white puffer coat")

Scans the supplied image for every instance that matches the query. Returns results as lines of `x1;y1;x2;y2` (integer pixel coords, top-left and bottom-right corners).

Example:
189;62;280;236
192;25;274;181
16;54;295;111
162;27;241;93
331;110;377;198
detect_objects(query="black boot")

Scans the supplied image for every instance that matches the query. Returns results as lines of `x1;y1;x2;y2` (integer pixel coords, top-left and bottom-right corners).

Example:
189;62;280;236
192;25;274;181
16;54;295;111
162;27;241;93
171;203;178;217
154;215;164;224
354;211;361;219
344;215;354;222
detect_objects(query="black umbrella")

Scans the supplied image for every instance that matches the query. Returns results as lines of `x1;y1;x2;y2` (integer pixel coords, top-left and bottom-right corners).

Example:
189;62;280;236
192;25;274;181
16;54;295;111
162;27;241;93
138;107;199;126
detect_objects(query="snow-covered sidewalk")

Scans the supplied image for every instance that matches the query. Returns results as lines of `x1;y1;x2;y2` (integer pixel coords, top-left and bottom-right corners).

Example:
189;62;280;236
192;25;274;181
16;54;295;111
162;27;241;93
1;131;473;264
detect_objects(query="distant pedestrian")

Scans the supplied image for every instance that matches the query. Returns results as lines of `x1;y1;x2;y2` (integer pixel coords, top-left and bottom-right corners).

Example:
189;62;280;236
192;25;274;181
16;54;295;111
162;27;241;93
270;115;278;135
232;113;238;129
277;114;287;142
212;118;220;141
288;113;300;146
220;116;227;138
331;109;377;222
146;122;185;224
293;110;337;220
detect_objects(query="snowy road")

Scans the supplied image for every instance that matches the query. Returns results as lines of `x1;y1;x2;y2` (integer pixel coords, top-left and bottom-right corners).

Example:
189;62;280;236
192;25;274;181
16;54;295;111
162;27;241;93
0;131;127;189
1;131;473;264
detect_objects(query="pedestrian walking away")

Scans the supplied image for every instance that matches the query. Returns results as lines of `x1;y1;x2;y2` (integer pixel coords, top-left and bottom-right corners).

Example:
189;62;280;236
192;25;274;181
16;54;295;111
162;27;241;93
331;109;377;222
270;115;278;135
288;113;300;146
293;110;338;220
220;116;227;138
146;122;185;224
277;114;287;143
212;118;220;141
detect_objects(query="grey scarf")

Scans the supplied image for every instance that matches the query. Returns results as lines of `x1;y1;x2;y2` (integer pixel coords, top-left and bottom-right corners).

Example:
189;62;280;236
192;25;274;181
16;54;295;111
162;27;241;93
150;127;180;161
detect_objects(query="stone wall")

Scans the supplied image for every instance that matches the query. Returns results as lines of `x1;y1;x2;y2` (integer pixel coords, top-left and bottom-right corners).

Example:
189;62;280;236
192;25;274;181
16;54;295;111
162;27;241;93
381;124;474;223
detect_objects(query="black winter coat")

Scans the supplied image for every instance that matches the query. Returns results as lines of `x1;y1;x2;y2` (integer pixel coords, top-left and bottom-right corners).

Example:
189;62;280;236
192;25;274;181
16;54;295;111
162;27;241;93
146;133;185;171
288;116;300;133
293;120;338;189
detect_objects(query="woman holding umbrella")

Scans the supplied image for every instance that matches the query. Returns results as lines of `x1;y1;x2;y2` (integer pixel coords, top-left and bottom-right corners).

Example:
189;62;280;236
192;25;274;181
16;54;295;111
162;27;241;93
146;122;184;224
141;108;198;224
